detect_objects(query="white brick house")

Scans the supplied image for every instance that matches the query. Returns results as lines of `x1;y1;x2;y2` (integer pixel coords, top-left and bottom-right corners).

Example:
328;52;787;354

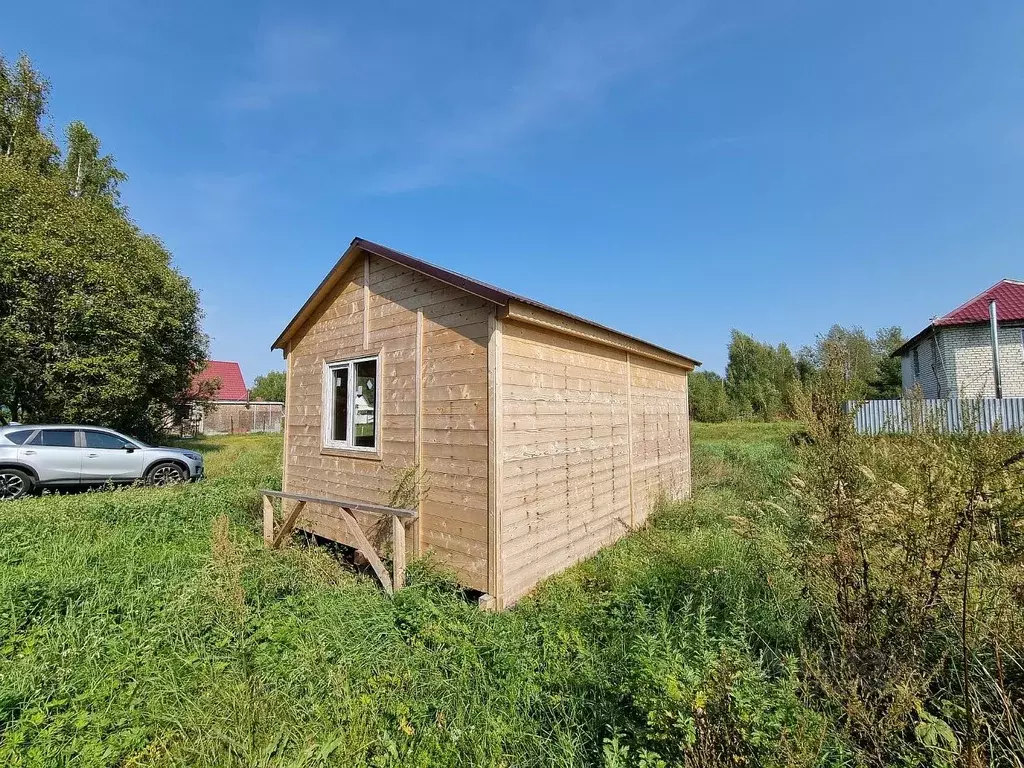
894;279;1024;398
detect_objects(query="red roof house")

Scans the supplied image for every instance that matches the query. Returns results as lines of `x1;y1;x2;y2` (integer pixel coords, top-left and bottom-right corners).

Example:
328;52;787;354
893;279;1024;398
182;360;283;435
191;360;249;402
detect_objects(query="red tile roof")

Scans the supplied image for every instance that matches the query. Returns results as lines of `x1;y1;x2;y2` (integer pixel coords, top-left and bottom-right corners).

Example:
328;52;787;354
933;279;1024;325
892;279;1024;357
191;360;248;401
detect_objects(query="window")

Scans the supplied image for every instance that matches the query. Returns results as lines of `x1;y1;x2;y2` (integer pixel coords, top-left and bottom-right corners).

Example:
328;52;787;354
84;430;132;450
29;429;77;447
324;356;378;450
912;348;920;378
4;430;35;445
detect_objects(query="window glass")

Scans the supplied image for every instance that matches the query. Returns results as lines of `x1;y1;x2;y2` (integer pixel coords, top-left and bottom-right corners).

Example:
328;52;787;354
84;431;130;449
4;430;35;445
354;359;377;448
325;357;379;450
332;366;349;442
912;349;920;377
30;429;77;447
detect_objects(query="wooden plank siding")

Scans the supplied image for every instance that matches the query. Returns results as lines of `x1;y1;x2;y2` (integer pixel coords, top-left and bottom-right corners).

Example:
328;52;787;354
498;320;690;606
629;356;691;526
498;320;633;604
284;254;492;590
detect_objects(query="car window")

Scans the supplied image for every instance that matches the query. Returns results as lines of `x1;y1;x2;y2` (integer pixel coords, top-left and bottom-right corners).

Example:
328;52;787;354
28;429;77;447
84;431;130;450
4;430;35;445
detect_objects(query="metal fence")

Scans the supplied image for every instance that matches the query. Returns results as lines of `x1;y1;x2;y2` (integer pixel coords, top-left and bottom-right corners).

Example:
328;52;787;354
846;398;1024;435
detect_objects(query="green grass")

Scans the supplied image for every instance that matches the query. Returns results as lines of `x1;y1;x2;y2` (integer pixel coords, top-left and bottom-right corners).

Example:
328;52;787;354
0;423;847;767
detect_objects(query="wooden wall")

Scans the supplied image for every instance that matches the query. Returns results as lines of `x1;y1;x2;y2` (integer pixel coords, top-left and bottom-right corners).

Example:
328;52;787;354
284;253;492;590
498;319;690;605
628;356;691;525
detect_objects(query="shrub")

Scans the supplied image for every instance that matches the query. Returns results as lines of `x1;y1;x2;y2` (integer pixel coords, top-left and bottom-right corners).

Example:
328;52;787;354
789;367;1024;767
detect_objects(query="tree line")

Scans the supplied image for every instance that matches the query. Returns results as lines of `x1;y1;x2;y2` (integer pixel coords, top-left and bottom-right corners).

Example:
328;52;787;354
250;371;285;403
0;52;206;438
690;325;904;422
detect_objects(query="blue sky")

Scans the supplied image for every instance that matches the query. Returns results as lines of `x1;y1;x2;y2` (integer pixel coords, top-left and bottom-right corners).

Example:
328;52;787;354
4;2;1023;380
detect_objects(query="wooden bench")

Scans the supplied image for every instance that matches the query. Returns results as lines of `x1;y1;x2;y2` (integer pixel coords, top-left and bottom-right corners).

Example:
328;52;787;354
259;489;417;594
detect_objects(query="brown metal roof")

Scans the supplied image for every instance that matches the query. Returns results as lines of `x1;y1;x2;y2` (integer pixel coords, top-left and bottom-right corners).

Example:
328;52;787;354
273;237;700;368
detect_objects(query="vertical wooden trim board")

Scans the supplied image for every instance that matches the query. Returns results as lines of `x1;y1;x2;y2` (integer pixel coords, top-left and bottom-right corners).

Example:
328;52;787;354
262;495;275;545
681;372;691;498
413;307;424;556
392;515;406;590
362;254;370;350
626;351;635;529
282;341;293;493
487;311;503;602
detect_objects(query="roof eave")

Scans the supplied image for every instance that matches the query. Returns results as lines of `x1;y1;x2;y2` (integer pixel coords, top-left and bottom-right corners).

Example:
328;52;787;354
272;240;366;351
891;325;934;358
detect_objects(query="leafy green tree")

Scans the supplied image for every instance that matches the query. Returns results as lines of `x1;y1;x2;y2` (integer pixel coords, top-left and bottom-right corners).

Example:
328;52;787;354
868;326;905;399
800;325;906;401
63;121;126;202
0;51;206;439
688;370;730;422
250;370;286;403
0;54;58;172
724;330;799;420
805;325;877;400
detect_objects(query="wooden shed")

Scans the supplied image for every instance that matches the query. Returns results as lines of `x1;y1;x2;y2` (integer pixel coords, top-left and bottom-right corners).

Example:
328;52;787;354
271;238;699;608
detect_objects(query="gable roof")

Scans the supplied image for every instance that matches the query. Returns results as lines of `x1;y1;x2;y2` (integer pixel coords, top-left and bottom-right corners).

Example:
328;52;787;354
272;237;700;369
893;279;1024;357
192;360;248;401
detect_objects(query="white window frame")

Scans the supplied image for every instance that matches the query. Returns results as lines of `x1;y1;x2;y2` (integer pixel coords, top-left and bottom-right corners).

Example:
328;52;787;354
322;354;380;452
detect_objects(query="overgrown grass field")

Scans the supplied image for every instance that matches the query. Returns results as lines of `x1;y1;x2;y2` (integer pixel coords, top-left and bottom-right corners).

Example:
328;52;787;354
1;419;1021;766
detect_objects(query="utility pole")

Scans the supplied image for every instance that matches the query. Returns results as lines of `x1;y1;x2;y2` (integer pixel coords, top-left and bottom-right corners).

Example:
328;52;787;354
990;300;1003;399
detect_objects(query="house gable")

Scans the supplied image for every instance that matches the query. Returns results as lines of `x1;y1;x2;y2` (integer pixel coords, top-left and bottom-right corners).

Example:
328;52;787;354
284;251;494;590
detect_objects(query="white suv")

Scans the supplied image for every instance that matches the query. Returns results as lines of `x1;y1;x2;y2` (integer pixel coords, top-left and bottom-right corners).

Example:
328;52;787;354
0;425;204;500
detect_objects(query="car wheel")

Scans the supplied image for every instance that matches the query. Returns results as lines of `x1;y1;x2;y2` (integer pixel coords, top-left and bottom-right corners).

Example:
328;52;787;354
0;469;32;501
146;462;186;486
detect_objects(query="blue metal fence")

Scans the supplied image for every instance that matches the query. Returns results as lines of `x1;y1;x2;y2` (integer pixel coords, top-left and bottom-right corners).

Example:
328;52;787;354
846;398;1024;435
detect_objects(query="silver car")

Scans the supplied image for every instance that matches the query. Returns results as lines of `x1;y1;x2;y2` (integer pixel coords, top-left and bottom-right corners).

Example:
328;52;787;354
0;425;204;500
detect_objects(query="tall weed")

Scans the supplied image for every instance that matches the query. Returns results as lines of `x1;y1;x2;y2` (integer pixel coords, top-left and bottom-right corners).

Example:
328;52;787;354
790;366;1024;767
